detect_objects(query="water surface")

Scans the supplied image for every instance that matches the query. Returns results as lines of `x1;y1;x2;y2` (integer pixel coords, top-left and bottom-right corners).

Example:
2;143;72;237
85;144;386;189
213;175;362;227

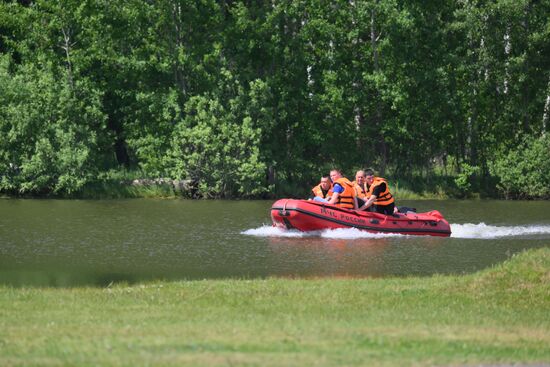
0;199;549;286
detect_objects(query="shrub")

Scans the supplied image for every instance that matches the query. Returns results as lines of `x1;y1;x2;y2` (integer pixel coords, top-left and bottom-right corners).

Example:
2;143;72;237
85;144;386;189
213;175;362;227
165;77;271;198
454;163;481;196
490;135;550;199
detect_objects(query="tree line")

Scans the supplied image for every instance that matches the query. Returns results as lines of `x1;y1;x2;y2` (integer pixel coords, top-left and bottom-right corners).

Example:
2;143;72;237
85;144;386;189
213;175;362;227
1;0;549;199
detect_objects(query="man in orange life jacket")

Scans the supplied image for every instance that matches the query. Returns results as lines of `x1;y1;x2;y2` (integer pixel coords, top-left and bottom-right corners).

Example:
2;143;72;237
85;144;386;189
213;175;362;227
358;169;395;215
326;169;357;209
352;170;369;207
309;174;333;201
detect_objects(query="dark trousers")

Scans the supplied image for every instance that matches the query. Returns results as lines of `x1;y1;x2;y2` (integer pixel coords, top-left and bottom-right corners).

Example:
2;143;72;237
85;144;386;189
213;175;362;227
373;202;395;215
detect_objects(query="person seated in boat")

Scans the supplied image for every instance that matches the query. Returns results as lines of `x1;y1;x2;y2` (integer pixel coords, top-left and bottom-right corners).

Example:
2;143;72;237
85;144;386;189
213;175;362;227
326;169;357;209
309;174;333;202
352;170;369;207
357;169;395;215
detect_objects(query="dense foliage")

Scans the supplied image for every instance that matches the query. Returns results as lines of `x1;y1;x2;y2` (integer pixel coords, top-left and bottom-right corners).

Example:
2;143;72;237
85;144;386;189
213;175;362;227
0;0;549;198
490;135;550;199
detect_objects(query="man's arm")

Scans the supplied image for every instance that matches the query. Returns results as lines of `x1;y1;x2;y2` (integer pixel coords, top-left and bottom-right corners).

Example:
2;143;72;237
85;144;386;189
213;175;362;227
326;183;342;205
327;191;340;205
358;194;376;211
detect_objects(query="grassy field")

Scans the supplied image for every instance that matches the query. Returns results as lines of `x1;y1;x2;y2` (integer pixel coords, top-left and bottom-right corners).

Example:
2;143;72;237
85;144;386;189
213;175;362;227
1;248;548;367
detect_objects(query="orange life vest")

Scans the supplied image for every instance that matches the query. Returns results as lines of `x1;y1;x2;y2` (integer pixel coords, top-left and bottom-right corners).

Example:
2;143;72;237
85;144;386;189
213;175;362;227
334;177;356;209
311;184;333;199
352;181;369;199
368;177;394;206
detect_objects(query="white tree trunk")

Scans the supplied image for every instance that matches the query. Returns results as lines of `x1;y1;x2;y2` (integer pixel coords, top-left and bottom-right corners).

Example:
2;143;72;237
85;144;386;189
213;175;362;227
61;27;75;89
543;77;550;135
503;26;511;94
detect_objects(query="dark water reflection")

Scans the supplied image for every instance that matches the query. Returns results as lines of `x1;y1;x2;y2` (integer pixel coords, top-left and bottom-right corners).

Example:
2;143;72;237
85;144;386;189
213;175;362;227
0;199;549;287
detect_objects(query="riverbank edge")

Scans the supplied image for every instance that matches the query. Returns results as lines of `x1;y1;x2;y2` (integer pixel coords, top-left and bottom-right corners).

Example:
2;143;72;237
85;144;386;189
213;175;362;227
0;180;477;200
1;247;549;366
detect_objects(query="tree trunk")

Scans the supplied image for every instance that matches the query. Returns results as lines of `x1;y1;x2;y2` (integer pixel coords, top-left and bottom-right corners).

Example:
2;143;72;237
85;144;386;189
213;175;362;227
543;76;550;136
171;1;187;98
60;27;74;90
350;1;368;166
503;26;511;95
371;1;387;175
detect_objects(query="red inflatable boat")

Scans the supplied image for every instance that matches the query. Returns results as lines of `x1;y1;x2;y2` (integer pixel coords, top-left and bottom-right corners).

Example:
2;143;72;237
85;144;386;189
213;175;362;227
271;199;451;237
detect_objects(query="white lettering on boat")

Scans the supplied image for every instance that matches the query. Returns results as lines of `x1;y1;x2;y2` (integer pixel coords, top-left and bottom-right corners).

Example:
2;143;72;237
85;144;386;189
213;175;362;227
320;207;338;218
339;213;366;225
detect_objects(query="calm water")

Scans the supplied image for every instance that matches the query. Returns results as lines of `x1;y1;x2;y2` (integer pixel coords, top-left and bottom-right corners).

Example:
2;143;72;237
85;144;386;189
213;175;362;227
1;199;549;287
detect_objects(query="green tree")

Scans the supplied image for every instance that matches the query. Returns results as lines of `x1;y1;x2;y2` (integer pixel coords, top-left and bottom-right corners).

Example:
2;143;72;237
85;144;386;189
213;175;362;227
166;74;271;198
0;56;105;194
490;135;550;198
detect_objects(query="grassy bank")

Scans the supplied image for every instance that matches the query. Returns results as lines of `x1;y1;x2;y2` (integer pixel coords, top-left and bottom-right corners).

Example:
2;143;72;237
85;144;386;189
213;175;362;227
78;181;179;199
0;168;501;200
17;168;466;200
1;248;549;366
75;178;456;200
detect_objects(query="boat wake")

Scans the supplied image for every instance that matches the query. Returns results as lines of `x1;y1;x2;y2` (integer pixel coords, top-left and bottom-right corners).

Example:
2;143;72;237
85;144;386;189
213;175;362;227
243;226;410;239
243;223;550;239
450;223;550;239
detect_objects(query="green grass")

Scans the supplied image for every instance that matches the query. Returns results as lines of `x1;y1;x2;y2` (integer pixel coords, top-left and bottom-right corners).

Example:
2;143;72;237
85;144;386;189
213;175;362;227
77;181;177;199
391;185;447;200
1;248;549;366
390;177;456;200
0;167;488;200
78;181;454;200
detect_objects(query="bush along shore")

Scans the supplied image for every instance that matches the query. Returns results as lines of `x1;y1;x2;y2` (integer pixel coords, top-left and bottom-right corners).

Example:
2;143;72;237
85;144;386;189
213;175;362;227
1;247;549;366
82;178;201;199
1;171;541;200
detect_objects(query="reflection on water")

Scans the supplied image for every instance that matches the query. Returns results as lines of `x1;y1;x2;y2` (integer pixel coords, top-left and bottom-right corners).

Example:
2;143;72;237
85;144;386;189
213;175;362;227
248;221;550;278
0;199;549;286
266;236;392;278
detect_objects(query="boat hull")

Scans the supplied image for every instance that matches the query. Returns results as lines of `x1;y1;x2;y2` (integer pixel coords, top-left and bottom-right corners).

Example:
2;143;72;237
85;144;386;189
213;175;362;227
271;199;451;237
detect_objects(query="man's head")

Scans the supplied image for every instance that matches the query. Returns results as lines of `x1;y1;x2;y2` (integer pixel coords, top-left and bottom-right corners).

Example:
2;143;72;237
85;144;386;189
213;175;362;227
320;175;331;190
355;170;366;185
329;169;343;182
365;168;375;185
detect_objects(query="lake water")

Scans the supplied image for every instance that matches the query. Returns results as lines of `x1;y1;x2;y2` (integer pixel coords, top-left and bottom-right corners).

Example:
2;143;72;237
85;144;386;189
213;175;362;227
1;199;549;287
